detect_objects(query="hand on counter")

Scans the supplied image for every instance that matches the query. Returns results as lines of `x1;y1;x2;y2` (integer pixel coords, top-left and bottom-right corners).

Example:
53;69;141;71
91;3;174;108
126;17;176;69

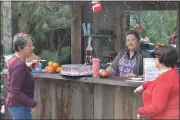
105;66;117;77
128;73;137;78
137;114;142;120
134;85;143;94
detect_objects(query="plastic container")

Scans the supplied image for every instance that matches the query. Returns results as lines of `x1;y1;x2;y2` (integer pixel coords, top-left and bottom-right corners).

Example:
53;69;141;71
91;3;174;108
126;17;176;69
40;60;47;69
92;58;101;78
82;23;87;35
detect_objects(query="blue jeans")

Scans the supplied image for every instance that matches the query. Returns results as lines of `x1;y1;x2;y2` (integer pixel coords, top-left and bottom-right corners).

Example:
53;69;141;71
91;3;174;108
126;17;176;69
8;105;32;120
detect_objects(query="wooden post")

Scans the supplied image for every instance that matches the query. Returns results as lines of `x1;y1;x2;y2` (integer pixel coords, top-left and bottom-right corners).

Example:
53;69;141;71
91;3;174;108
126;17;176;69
71;3;84;64
11;2;18;37
0;2;1;42
1;1;13;53
126;14;130;31
115;5;124;52
94;84;103;119
177;2;180;54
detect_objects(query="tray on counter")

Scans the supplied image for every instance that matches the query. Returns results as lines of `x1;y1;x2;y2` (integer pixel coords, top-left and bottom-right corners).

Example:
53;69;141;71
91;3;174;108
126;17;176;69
60;64;93;77
60;72;92;77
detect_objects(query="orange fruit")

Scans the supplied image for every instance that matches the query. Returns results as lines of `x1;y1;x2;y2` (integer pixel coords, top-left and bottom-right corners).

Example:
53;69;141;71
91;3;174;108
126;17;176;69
100;70;108;78
47;66;55;73
56;67;62;73
53;63;59;69
48;61;54;67
45;66;49;72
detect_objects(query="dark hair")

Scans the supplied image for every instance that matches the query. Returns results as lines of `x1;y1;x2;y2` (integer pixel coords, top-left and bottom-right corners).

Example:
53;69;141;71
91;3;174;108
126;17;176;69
125;30;140;41
13;33;34;52
154;44;179;68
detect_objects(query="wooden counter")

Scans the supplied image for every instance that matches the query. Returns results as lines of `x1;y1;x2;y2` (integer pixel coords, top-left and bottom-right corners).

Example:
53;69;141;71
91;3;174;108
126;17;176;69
31;73;143;119
33;73;143;87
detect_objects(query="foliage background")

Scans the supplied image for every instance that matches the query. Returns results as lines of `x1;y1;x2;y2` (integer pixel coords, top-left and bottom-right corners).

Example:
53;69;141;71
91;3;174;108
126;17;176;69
17;1;71;64
16;2;177;64
130;10;177;44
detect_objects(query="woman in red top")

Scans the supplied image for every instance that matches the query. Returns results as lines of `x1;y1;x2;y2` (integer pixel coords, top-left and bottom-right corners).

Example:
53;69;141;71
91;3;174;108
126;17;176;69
134;44;179;119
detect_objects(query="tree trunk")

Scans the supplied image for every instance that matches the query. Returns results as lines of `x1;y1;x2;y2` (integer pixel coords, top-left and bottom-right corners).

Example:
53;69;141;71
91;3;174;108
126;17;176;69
1;1;13;52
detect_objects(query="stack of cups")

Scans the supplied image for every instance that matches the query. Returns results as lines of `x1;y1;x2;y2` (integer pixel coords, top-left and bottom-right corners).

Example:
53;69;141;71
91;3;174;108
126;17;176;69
92;58;101;78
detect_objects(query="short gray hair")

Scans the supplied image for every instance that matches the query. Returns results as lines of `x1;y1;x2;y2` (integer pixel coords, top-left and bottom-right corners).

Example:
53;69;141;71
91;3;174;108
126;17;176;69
13;33;34;52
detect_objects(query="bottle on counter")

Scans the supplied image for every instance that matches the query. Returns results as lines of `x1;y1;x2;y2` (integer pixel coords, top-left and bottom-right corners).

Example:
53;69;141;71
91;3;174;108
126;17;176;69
85;36;93;65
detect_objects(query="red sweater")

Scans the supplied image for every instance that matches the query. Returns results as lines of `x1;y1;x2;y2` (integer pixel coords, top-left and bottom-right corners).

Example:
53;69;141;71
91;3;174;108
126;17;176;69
138;68;179;119
6;55;37;108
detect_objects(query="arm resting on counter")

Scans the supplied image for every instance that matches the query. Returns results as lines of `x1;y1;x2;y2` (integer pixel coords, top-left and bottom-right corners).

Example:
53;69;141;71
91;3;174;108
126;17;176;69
106;51;122;77
142;80;154;90
106;66;117;77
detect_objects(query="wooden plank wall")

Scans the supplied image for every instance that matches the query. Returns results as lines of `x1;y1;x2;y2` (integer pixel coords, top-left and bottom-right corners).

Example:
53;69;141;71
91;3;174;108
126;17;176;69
115;5;124;52
82;3;125;59
32;79;142;119
92;4;117;57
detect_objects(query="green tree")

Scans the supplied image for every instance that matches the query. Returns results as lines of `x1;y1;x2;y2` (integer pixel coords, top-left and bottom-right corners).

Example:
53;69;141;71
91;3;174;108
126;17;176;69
130;11;177;44
17;2;71;64
18;2;71;52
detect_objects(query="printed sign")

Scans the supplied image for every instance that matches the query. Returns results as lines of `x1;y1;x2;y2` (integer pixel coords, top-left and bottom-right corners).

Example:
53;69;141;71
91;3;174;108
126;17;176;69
143;58;160;81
